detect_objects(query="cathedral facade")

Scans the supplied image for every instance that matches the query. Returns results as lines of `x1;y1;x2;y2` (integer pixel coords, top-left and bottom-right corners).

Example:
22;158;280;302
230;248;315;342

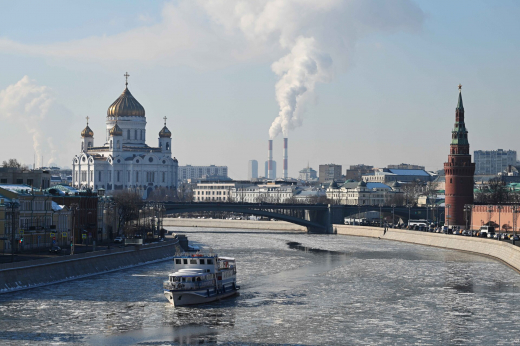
72;76;178;197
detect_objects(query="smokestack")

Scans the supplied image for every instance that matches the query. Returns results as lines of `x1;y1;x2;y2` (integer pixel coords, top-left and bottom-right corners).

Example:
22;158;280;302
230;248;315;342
268;139;274;179
283;138;288;179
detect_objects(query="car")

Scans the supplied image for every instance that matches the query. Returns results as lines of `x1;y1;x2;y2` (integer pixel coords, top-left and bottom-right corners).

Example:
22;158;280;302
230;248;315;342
49;246;62;254
113;237;124;244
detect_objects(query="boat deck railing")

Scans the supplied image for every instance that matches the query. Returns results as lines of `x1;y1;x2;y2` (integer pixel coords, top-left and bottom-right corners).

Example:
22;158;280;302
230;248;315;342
163;280;214;291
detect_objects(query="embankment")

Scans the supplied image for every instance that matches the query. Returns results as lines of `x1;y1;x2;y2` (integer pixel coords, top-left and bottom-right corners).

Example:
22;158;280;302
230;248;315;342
163;218;306;231
0;239;183;294
336;225;520;272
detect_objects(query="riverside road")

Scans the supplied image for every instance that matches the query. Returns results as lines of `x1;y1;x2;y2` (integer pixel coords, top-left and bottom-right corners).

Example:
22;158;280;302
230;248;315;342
1;227;520;345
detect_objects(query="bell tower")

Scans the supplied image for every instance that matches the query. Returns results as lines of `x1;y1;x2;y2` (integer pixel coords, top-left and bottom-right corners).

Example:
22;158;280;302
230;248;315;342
444;84;475;227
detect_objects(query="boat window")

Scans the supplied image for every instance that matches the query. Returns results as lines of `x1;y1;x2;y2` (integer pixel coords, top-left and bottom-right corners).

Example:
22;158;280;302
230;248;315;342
187;277;192;282
181;277;186;282
183;259;188;264
200;259;205;264
207;259;214;264
190;259;197;264
175;259;181;264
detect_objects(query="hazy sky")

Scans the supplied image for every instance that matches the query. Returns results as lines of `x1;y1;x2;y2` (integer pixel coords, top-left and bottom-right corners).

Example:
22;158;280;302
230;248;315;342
1;0;519;179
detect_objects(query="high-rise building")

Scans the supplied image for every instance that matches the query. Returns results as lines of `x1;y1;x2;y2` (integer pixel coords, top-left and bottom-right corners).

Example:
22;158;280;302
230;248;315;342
444;85;475;227
474;149;517;175
298;166;318;181
345;164;373;181
319;164;342;183
248;160;258;180
264;161;277;179
178;165;228;182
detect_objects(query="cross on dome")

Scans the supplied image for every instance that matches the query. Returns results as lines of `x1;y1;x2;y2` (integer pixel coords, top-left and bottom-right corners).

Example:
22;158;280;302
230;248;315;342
124;72;130;87
86;116;89;125
163;116;167;125
458;83;462;91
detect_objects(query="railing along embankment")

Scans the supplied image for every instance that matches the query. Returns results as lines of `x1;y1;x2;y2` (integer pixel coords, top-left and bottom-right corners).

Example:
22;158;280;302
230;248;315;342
335;225;520;272
0;239;183;294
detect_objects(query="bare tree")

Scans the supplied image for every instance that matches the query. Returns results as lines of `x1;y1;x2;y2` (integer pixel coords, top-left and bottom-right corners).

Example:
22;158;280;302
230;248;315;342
401;180;423;206
112;190;143;235
2;158;28;170
176;183;194;202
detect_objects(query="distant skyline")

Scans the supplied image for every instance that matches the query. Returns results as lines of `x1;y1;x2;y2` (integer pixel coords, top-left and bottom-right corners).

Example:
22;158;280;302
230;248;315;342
1;1;520;179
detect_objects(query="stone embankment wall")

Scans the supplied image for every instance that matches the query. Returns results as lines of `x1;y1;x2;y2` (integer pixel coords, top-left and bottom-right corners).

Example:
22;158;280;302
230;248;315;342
335;225;520;272
163;218;306;231
0;240;182;294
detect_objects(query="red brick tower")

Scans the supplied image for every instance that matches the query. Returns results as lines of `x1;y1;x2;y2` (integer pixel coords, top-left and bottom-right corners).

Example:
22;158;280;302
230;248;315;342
444;85;475;227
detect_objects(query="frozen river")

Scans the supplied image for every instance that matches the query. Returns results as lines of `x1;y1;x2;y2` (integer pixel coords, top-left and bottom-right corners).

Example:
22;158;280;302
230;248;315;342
2;227;520;345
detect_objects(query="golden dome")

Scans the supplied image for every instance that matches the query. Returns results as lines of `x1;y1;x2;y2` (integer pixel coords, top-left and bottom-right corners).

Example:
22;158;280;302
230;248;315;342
81;125;94;138
109;122;123;136
159;126;171;138
107;87;145;118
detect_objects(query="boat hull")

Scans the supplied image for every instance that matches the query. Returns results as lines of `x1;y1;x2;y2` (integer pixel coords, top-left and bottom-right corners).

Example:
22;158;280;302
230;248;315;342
164;287;239;306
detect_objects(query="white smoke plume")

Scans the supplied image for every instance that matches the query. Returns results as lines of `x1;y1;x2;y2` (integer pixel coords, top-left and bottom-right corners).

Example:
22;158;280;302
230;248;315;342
197;0;424;138
0;76;70;166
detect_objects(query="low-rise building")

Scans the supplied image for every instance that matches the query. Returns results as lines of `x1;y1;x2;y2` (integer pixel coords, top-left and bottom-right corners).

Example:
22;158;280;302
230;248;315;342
192;181;299;204
326;180;402;205
0;167;51;189
362;168;434;184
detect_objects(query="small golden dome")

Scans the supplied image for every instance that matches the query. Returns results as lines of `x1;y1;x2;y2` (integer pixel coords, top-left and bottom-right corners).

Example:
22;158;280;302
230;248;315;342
109;122;123;136
159;126;171;138
81;125;94;138
107;87;145;118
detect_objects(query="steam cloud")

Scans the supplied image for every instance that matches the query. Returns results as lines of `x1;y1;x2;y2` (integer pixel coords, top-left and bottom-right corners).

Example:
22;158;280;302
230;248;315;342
0;76;70;167
0;0;424;142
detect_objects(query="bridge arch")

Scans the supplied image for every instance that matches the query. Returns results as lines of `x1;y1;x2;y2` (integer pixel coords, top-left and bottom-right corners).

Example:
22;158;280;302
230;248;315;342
164;203;328;232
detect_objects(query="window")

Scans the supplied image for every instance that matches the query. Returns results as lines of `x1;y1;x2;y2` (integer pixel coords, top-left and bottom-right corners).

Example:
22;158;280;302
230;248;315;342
110;140;112;149
166;143;170;151
190;259;197;264
140;130;143;140
162;172;165;183
207;259;213;264
117;171;120;182
200;259;205;265
16;178;23;184
108;171;112;181
175;259;181;264
127;171;130;182
98;171;102;181
0;179;6;183
136;171;139;182
183;259;188;264
135;129;137;139
127;129;130;139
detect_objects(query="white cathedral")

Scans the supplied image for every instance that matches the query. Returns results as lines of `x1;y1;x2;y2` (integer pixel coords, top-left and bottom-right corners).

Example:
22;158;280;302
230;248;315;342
72;75;179;197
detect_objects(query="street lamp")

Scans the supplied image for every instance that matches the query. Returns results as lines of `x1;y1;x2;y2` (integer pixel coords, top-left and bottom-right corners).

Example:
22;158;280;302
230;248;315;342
512;205;518;245
5;201;20;263
70;203;79;255
497;205;503;239
379;203;383;228
406;204;412;229
464;204;471;235
391;204;396;228
446;204;451;233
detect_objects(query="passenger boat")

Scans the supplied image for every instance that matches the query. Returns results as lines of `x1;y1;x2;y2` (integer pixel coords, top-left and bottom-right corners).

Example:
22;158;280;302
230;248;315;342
163;253;239;306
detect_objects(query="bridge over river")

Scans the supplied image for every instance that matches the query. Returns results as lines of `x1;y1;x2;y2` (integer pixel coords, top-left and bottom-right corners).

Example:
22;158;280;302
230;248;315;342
163;202;444;233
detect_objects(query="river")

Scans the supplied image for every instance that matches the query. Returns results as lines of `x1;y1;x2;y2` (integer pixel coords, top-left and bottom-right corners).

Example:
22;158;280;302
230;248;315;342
1;227;520;345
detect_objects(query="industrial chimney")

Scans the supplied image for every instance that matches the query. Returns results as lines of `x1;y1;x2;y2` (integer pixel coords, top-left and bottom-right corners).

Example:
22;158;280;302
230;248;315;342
268;139;274;179
283;138;288;179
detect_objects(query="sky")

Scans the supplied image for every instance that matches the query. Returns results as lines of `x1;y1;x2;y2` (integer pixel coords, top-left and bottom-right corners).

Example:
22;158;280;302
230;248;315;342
1;0;520;180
